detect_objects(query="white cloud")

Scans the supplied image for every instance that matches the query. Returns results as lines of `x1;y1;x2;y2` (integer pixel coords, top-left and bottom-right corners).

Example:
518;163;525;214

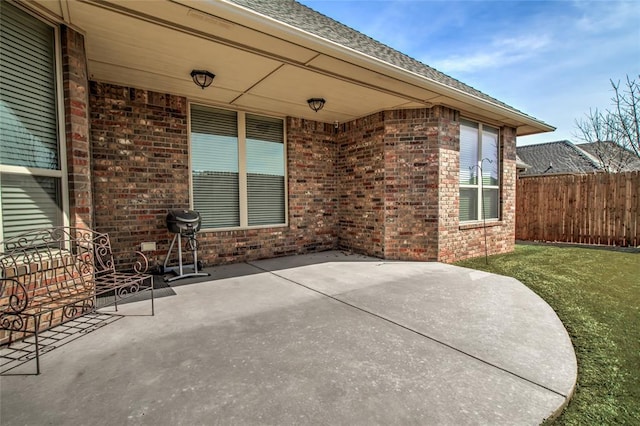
494;35;551;52
432;53;499;73
573;0;640;34
431;34;551;74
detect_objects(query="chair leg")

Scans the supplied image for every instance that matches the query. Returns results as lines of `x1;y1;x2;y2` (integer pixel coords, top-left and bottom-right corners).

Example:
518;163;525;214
34;317;41;375
150;277;155;316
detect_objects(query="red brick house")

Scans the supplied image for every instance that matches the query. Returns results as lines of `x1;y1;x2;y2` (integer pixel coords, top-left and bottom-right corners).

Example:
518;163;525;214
0;0;554;265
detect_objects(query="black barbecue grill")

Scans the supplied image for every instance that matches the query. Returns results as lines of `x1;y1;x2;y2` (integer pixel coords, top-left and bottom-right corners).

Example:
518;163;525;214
166;209;201;234
163;209;210;282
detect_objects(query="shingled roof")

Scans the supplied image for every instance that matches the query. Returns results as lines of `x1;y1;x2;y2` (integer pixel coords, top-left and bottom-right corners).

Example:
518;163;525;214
227;0;540;122
576;141;640;172
516;141;601;176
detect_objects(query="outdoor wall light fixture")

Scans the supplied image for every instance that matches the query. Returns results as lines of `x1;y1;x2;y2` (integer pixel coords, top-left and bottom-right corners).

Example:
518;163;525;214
190;70;215;89
307;98;326;112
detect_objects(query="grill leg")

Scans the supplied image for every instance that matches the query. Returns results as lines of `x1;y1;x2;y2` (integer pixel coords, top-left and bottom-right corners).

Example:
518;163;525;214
164;230;209;282
176;233;184;276
163;233;179;271
191;234;199;273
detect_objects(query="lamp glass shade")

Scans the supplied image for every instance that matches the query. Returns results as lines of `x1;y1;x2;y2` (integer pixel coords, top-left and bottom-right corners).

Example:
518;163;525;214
191;70;215;89
307;98;325;112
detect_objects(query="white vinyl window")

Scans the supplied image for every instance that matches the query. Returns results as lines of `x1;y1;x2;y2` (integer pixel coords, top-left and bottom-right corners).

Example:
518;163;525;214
190;104;286;229
0;2;66;242
459;119;500;222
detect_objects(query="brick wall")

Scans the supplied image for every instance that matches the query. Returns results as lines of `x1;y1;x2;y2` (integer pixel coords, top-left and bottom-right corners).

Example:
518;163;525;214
61;26;92;229
89;86;338;267
90;83;190;266
335;107;467;262
336;113;386;257
335;107;516;263
88;82;516;267
284;118;338;253
383;108;443;261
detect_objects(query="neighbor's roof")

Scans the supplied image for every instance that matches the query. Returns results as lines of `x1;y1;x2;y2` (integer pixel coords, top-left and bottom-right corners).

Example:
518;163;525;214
228;0;549;128
516;141;601;176
576;141;640;172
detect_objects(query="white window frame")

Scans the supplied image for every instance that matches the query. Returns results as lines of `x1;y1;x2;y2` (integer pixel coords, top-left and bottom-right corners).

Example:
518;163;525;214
0;3;69;243
188;103;288;231
459;119;500;223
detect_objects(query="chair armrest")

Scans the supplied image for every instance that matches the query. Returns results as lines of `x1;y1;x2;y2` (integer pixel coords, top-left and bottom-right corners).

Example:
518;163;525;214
132;251;150;274
1;278;29;327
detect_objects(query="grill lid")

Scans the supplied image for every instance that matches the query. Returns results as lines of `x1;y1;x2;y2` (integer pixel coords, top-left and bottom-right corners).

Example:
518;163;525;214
167;209;200;223
166;209;201;234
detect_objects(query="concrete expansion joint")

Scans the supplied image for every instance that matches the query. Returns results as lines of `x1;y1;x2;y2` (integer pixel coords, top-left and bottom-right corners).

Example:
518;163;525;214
245;260;568;400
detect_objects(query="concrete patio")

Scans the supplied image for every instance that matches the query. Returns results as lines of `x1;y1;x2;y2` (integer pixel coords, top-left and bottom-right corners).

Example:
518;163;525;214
0;251;576;425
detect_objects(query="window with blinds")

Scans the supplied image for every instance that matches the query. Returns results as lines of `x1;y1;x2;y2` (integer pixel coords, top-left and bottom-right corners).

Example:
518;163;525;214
191;106;240;228
246;114;285;226
0;2;63;242
190;105;286;229
459;119;500;222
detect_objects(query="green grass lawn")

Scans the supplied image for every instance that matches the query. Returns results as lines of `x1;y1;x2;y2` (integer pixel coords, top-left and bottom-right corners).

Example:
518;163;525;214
455;244;640;425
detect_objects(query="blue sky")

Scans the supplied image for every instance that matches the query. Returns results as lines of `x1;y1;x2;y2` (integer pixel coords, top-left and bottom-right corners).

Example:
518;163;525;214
298;0;640;146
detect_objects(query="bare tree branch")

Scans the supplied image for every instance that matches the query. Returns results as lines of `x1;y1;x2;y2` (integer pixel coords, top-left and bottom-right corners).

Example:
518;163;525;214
574;74;640;173
611;75;640;158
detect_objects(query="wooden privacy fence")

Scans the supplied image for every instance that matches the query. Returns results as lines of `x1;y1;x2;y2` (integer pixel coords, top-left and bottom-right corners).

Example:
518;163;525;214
516;171;640;247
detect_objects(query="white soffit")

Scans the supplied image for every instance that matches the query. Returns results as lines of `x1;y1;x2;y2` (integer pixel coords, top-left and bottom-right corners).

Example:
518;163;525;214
246;65;410;115
30;0;553;134
69;2;283;92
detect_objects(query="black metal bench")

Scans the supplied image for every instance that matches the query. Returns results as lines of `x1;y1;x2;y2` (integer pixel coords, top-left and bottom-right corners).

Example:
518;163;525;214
0;227;154;374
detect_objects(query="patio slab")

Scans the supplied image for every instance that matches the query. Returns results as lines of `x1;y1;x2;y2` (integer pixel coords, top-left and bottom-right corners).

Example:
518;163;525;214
0;251;576;425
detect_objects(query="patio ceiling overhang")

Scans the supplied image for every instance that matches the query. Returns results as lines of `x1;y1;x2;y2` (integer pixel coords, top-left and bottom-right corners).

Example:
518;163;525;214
32;0;554;136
